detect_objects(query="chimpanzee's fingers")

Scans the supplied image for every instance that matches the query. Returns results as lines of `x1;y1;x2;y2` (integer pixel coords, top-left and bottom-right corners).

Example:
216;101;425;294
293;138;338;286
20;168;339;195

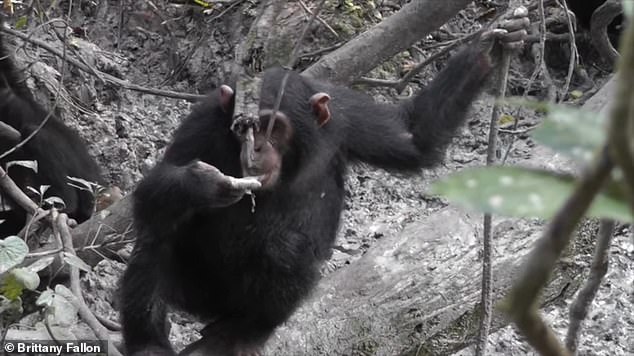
501;17;530;33
479;28;507;52
196;160;222;174
511;6;529;19
499;29;528;43
480;28;507;44
227;176;262;191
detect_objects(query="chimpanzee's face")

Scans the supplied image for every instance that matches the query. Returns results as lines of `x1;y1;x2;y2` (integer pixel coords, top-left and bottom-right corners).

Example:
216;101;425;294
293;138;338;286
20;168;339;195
237;111;293;190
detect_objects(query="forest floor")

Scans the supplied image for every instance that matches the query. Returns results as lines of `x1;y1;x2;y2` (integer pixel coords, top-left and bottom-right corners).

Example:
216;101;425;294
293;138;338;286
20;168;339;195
7;0;632;355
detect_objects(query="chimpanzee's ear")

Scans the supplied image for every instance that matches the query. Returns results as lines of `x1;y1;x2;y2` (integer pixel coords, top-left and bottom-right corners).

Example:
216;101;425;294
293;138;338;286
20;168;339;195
309;93;331;127
219;85;234;113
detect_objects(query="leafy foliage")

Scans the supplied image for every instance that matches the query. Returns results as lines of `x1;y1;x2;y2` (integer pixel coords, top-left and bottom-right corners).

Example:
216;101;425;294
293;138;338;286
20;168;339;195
37;285;79;327
431;103;632;223
531;105;606;164
0;236;28;274
431;166;630;221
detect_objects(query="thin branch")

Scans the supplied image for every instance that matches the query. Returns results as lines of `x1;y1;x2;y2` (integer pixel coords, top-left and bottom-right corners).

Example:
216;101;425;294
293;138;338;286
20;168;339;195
557;0;578;101
0;166;40;214
525;32;573;43
354;31;480;92
299;42;344;60
606;3;634;213
298;0;338;38
95;314;122;332
476;50;512;356
264;0;327;140
527;0;551;100
565;219;615;354
502;0;550;163
57;212;123;356
505;147;614;355
0;26;204;101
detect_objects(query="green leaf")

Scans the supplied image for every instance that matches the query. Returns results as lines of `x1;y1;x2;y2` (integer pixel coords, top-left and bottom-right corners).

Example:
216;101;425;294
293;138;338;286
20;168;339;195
569;90;583;99
623;0;633;19
532;105;606;164
0;274;24;300
36;286;79;327
498;114;516;127
10;267;40;290
52;285;79;326
0;236;28;274
36;288;54;307
62;253;91;273
15;16;28;30
192;0;212;8
430;166;631;222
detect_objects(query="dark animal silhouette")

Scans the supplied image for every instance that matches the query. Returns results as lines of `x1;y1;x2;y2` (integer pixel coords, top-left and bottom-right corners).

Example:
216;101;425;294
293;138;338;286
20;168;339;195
0;22;103;236
121;11;530;356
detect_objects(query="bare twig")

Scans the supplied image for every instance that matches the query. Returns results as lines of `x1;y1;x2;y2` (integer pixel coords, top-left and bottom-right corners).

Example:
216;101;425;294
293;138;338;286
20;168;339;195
476;50;512;356
502;0;550;163
264;0;327;141
299;42;344;60
354;31;479;92
605;3;634;213
298;0;338;38
525;32;572;43
95;314;122;332
57;212;123;356
0;166;40;214
504;148;613;356
565;219;615;354
527;0;553;101
558;0;578;101
0;26;204;101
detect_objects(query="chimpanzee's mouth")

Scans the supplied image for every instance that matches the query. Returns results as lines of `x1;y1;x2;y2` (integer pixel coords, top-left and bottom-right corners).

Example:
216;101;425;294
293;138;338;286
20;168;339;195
242;170;269;189
256;173;273;188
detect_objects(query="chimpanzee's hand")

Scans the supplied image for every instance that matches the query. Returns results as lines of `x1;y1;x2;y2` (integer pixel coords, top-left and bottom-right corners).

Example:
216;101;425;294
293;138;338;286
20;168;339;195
480;6;530;53
189;160;261;208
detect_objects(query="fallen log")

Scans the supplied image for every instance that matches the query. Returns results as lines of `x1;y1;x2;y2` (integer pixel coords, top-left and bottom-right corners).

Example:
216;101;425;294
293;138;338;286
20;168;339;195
264;207;586;355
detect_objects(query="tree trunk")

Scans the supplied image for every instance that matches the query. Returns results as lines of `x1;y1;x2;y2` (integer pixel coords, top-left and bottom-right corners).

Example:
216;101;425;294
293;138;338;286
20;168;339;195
302;0;473;84
264;207;585;355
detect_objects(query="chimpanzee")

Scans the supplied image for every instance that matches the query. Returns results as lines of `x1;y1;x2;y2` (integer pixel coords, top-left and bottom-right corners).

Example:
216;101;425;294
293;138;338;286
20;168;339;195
0;24;103;236
120;9;530;356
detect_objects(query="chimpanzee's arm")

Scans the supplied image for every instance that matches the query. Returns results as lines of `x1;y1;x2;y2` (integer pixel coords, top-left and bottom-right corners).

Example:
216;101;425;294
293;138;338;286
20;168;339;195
133;160;258;232
343;46;491;171
120;239;173;355
133;91;254;229
343;9;529;171
406;46;492;165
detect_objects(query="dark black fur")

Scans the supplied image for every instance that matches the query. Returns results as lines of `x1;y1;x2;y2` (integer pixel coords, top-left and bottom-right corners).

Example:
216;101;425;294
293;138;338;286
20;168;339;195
566;0;623;33
121;45;492;355
566;0;608;28
0;25;102;236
